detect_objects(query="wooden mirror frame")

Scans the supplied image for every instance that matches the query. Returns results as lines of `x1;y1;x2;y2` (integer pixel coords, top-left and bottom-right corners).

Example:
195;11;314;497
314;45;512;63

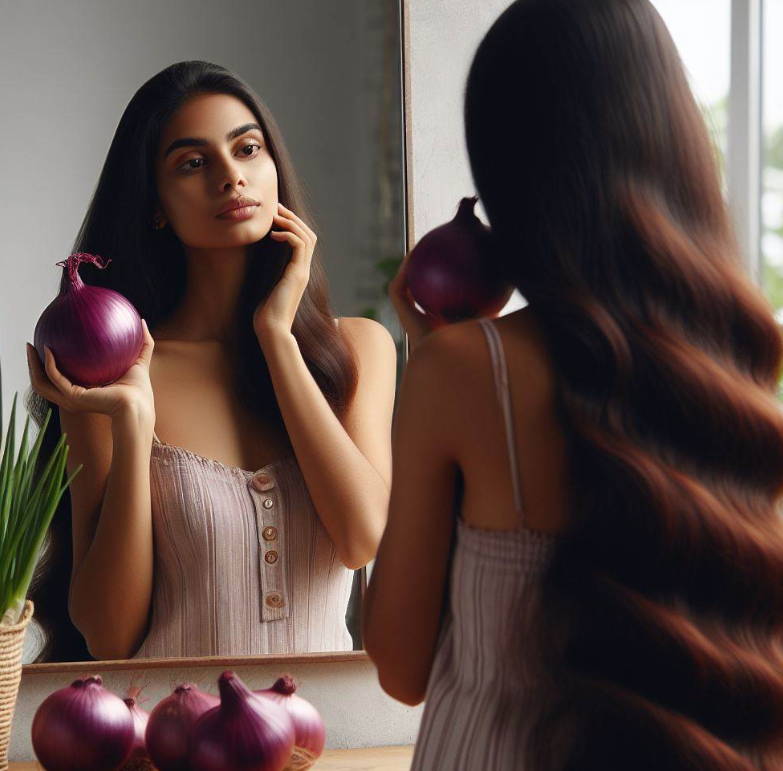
21;0;415;676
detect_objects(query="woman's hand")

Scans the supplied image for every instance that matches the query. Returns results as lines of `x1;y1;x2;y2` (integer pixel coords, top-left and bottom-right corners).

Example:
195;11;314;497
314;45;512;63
388;249;446;354
253;202;317;343
26;319;156;420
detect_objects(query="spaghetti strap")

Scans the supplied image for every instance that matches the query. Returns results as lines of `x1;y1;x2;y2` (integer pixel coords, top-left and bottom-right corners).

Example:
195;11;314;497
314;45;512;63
477;317;525;521
152;429;161;444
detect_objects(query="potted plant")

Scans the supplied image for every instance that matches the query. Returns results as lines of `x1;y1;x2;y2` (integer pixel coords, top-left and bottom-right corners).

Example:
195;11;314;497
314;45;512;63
0;390;81;769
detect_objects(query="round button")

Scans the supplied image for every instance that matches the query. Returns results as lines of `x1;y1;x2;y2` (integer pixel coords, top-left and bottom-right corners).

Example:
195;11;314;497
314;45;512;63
263;498;274;509
262;526;277;541
252;472;275;492
265;550;279;564
265;592;285;607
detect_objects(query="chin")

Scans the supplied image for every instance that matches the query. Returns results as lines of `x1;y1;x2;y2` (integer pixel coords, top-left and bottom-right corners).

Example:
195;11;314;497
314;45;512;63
204;223;272;248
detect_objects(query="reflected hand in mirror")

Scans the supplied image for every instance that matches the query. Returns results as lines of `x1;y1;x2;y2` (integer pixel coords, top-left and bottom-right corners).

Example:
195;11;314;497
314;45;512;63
26;324;156;423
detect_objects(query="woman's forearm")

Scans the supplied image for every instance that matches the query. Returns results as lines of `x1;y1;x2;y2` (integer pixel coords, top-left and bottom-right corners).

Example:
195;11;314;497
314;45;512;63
260;330;389;569
68;402;156;659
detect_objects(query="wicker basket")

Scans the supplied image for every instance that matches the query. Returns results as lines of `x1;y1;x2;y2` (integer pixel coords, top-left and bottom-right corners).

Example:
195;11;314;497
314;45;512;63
0;600;33;771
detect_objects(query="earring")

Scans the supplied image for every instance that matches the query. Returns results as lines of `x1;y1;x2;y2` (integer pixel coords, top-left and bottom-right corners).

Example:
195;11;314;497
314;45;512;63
149;212;166;231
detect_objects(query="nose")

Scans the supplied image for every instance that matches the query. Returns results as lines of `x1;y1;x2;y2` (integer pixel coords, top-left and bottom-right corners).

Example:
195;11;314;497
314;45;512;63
215;153;247;193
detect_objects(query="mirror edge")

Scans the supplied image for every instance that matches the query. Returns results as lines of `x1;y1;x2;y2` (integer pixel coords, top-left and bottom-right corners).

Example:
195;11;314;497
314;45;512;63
22;651;370;676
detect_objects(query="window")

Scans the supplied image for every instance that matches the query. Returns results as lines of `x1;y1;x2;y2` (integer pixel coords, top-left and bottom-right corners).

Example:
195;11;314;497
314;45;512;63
651;0;731;178
500;2;777;323
763;0;783;318
498;1;735;320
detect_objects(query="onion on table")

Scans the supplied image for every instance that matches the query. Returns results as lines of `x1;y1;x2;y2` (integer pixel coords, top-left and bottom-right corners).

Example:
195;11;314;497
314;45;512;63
254;675;326;770
188;671;296;771
31;675;135;771
121;685;153;771
30;671;327;771
145;683;220;771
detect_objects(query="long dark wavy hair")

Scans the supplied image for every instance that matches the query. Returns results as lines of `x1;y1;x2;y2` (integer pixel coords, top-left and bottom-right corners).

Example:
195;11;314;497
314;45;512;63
465;1;783;767
25;60;359;663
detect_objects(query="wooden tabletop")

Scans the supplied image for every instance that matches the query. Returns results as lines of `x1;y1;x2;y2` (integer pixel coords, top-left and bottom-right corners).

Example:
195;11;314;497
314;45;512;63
10;745;414;770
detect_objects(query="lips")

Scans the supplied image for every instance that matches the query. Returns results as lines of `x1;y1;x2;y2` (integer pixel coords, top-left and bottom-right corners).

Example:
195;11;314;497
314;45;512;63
216;195;260;216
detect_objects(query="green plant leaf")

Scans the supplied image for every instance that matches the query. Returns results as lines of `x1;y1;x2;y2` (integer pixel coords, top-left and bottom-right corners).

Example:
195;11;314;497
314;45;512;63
0;395;80;625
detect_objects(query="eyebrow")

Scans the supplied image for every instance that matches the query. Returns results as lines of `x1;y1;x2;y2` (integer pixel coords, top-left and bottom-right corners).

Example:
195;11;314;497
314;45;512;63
163;122;263;159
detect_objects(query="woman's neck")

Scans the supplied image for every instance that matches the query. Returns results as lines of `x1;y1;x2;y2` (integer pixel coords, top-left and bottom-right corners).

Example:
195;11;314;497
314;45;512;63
158;246;248;343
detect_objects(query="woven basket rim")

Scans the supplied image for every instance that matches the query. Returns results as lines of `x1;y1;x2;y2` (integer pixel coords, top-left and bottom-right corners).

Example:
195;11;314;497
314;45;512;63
0;599;34;635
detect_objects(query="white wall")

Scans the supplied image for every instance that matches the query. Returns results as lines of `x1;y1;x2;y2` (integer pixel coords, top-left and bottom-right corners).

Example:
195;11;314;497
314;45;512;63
406;0;527;310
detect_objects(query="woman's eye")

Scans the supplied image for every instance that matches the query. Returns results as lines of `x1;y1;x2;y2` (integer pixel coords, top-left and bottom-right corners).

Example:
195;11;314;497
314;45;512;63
241;143;261;157
179;144;261;172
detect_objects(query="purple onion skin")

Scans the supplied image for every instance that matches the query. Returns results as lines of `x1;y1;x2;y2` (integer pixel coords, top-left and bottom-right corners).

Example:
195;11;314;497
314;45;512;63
188;671;295;771
123;696;151;760
408;197;513;323
146;684;220;771
254;675;325;759
33;252;143;387
31;675;135;771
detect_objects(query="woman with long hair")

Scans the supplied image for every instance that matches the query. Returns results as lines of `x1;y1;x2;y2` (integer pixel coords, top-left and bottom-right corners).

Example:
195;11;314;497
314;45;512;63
25;60;397;663
364;0;783;768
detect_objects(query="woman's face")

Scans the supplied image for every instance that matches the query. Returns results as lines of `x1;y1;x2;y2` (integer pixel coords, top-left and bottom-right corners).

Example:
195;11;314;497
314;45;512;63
154;93;278;249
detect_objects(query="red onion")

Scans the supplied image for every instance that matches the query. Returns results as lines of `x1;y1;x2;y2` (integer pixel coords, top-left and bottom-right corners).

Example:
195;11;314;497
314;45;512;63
254;676;325;771
146;683;220;771
188;671;295;771
408;197;512;323
122;685;151;764
33;252;143;387
31;675;135;771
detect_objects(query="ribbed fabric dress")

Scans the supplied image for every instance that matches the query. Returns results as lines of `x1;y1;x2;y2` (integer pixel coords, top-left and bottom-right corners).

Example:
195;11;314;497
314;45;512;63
409;316;567;770
131;318;354;658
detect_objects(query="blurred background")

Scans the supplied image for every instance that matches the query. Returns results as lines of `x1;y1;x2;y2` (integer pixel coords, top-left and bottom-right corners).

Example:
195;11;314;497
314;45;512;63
651;0;782;324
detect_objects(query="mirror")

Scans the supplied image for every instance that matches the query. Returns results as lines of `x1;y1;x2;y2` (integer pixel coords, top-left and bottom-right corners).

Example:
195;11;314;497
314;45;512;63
0;0;407;665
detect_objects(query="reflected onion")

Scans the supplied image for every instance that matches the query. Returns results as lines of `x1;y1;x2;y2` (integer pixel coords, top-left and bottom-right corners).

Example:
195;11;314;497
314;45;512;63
407;197;512;323
33;252;143;387
31;675;134;771
146;683;220;771
188;671;295;771
254;675;325;770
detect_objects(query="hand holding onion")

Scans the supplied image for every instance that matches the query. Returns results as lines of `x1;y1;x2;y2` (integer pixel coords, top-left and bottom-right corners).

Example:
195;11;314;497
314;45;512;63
253;202;317;344
28;252;156;420
26;322;156;421
389;197;514;353
387;249;447;354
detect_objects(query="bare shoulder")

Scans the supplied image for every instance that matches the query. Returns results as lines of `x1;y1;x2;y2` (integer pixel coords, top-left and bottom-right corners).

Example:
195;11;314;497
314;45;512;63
334;316;397;365
406;309;555;412
335;316;396;347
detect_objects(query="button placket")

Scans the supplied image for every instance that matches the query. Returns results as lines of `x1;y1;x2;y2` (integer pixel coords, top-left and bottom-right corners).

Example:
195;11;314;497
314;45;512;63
249;470;289;621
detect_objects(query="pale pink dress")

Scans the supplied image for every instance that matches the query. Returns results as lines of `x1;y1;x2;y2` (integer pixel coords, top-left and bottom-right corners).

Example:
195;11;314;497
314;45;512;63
131;319;354;658
409;316;569;770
